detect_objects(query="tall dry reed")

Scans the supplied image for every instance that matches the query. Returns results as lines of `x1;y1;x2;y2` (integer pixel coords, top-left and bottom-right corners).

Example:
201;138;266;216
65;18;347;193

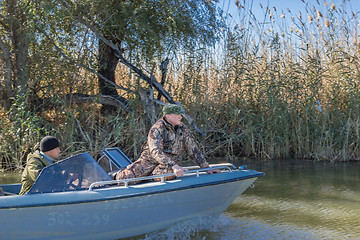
164;0;360;161
1;0;360;171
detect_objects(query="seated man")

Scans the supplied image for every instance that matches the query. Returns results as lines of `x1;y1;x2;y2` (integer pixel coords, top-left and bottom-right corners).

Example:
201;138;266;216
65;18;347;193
19;136;60;195
115;104;219;183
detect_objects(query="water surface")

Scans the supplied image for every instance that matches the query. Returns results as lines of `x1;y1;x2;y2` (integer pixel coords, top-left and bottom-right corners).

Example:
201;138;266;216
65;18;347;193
1;159;359;239
0;171;21;184
136;159;360;239
222;159;360;239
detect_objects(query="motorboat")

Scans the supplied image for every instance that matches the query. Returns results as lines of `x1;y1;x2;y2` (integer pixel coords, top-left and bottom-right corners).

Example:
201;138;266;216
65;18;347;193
0;148;264;239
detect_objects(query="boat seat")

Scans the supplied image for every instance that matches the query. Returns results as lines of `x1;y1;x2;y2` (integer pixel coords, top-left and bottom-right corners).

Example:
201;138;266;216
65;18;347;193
102;147;133;169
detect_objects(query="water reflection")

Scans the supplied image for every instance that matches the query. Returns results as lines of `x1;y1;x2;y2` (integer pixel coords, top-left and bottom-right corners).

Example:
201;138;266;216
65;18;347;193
226;158;360;240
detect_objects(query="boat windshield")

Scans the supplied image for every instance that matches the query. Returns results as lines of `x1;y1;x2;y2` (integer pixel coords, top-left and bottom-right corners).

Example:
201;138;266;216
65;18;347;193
28;152;112;194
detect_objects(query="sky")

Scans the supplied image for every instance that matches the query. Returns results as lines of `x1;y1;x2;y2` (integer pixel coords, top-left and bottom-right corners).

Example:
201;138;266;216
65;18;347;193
218;0;360;27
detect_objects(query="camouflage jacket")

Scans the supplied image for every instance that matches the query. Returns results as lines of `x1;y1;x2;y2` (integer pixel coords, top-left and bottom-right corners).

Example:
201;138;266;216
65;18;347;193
139;117;209;169
19;150;49;195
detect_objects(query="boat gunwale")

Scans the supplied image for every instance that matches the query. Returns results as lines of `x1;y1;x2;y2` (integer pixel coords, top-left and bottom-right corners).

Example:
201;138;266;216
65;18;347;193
88;165;235;190
0;171;264;209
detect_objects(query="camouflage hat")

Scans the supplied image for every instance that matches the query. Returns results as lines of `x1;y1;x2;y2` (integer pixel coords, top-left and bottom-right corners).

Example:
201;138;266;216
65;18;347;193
162;104;184;115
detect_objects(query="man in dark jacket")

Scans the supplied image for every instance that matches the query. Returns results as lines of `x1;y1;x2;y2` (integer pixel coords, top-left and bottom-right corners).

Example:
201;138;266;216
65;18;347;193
115;104;218;182
19;136;60;195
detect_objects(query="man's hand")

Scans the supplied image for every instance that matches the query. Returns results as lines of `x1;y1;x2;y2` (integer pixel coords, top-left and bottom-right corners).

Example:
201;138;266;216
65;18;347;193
172;164;186;177
206;169;221;174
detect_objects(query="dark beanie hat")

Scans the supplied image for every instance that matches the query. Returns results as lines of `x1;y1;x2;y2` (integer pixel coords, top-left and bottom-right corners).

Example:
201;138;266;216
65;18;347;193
40;136;60;152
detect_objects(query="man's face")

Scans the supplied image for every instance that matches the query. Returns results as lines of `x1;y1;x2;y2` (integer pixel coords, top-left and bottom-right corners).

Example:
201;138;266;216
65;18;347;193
165;113;183;126
44;147;60;159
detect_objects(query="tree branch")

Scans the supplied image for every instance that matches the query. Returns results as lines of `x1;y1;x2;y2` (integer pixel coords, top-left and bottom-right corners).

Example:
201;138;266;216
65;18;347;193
78;17;206;135
76;18;175;104
57;2;206;135
39;28;135;95
69;93;131;111
157;57;169;100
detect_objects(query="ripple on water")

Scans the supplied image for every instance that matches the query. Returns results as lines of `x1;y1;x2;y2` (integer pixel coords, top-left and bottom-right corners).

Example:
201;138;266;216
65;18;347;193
130;214;320;240
227;194;360;239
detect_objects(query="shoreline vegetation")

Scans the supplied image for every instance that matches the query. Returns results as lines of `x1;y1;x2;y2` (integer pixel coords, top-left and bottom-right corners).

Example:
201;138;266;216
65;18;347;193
0;0;359;170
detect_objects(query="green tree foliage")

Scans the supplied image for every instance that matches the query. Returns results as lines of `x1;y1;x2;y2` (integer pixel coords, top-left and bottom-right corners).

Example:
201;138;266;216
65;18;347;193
73;0;220;58
58;0;223;112
0;0;224;168
0;0;96;109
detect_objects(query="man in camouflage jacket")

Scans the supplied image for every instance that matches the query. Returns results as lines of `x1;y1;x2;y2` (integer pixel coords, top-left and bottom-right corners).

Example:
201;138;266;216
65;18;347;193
115;104;217;182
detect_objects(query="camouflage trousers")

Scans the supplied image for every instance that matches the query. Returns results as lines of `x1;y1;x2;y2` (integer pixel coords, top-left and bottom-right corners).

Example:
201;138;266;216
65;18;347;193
114;157;176;184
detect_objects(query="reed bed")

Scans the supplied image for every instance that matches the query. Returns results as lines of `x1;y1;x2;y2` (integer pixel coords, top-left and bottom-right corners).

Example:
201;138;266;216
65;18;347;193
170;0;360;161
0;0;359;170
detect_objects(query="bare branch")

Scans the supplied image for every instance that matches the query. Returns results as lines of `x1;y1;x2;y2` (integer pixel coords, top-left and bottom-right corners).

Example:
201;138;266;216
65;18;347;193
76;18;175;104
157;57;169;100
57;1;206;135
69;93;131;111
38;28;135;95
